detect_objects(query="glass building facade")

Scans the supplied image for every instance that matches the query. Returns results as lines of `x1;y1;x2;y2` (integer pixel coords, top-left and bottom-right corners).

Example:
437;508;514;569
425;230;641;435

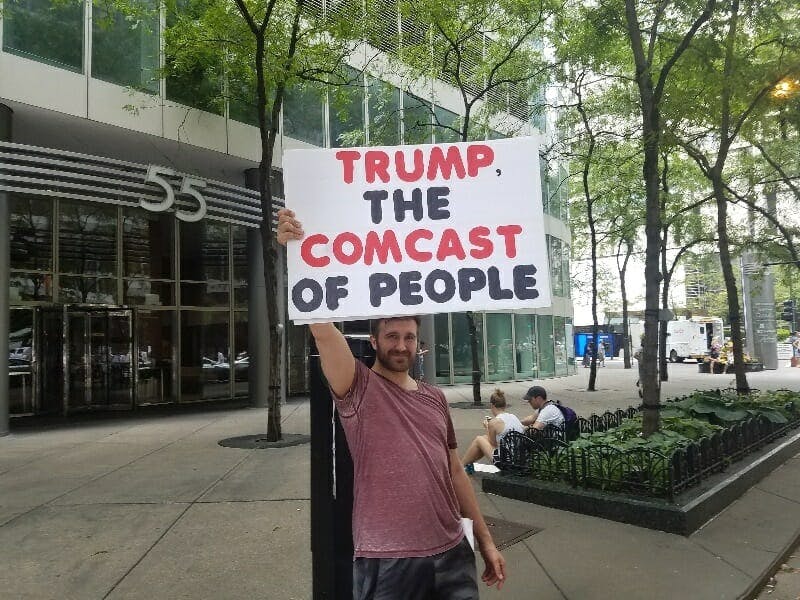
7;195;250;415
1;0;574;416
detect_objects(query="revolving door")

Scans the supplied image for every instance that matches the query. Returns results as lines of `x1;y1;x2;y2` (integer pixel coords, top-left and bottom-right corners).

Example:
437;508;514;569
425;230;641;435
38;307;134;413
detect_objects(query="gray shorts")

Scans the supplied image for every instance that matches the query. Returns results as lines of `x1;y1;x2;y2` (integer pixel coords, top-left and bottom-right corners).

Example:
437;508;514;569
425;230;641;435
353;537;478;600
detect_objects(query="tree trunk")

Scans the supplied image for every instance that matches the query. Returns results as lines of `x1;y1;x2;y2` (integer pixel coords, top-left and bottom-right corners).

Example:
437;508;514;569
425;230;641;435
713;178;750;393
712;0;748;394
624;0;668;435
659;242;670;382
619;240;633;369
254;36;282;442
574;78;599;392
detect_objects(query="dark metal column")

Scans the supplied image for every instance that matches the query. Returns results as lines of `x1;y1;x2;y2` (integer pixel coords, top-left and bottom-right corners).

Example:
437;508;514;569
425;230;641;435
741;190;779;370
0;104;12;435
310;340;359;599
244;169;270;408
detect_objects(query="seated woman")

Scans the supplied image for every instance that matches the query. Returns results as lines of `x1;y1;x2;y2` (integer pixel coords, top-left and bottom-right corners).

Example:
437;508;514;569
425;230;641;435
709;337;722;372
461;389;525;473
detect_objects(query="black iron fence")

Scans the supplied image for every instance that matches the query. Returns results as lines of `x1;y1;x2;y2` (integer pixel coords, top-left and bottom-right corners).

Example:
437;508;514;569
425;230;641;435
497;408;800;501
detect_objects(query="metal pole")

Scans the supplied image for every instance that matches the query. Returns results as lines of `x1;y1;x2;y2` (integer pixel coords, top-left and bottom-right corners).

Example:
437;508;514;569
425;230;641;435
309;349;354;599
0;104;12;436
244;169;270;408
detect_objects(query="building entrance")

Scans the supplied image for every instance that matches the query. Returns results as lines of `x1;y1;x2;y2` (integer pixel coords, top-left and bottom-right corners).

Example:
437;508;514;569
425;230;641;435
35;307;134;414
65;309;133;411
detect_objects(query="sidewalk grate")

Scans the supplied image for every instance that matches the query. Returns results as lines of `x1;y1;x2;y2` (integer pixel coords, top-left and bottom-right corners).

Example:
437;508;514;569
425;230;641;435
482;515;542;550
218;433;311;449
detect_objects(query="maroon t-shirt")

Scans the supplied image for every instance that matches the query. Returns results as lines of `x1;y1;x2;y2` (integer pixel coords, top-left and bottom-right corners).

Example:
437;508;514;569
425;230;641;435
333;360;463;558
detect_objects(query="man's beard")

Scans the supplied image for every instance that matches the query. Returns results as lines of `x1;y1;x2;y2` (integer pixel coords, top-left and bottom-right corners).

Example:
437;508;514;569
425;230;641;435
375;344;413;373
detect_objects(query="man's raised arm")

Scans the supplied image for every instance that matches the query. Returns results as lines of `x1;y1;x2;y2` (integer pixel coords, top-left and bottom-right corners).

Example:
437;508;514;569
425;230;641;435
309;323;356;398
277;208;355;397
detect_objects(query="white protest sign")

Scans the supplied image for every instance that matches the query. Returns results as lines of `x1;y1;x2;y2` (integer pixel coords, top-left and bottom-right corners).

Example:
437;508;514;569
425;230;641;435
283;137;551;324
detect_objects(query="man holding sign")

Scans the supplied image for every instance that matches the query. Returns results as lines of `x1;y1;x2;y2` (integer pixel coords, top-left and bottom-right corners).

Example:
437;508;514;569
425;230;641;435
280;137;550;597
278;208;506;597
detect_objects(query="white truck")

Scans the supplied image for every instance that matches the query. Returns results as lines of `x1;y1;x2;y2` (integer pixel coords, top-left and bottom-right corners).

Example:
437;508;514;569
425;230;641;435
666;317;725;362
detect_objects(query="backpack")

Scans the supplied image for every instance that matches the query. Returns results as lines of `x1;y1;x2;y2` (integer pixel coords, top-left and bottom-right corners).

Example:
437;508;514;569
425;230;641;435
555;402;579;440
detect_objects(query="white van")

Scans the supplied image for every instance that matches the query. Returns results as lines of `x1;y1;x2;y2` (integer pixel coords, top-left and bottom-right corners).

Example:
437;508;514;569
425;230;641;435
666;317;725;362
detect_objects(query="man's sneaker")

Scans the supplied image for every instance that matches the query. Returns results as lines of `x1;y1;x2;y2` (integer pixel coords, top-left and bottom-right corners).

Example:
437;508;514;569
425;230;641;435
464;463;475;475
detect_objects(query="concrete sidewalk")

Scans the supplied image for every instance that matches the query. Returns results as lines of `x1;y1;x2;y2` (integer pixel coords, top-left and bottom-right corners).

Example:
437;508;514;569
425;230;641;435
1;360;799;599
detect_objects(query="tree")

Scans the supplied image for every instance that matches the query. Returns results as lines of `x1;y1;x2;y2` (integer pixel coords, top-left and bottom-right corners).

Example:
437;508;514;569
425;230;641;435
164;0;365;440
394;0;555;404
656;151;715;380
669;0;800;392
553;0;717;433
621;0;717;432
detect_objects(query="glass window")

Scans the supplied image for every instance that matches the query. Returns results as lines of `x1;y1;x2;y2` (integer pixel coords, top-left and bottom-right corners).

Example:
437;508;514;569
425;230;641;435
2;0;84;72
433;105;461;143
367;77;400;146
536;315;555;378
565;317;575;371
451;312;484;384
284;79;325;146
10;196;52;272
486;313;513;382
9;308;34;414
166;52;225;115
166;64;224;114
124;280;174;306
136;309;176;404
403;93;432;145
548;235;564;297
560;166;570;221
59;276;117;304
562;242;571;299
329;68;365;148
123;209;174;279
92;0;159;92
179;221;229;307
488;130;507;140
341;319;370;336
548;173;562;219
229;77;274;129
539;159;549;214
232;225;248;308
434;313;451;384
59;201;117;276
513;314;537;379
10;273;53;303
554;316;567;376
180;310;230;401
234;311;249;397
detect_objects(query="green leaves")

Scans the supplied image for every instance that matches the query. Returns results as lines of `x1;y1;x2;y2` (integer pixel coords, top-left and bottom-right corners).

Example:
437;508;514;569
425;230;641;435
572;389;799;456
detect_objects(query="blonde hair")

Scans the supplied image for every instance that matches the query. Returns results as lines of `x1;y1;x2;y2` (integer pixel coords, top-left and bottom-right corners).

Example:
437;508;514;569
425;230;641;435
489;389;507;409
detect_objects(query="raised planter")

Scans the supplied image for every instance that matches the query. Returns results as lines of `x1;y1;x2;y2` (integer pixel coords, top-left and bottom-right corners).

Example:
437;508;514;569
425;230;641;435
484;428;800;535
489;393;800;534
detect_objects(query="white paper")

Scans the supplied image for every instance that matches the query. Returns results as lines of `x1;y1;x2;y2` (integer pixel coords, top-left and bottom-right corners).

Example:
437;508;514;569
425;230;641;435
473;463;500;474
460;517;475;550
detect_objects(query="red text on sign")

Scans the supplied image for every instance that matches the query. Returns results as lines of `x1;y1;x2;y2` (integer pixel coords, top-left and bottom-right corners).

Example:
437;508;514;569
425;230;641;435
335;144;494;184
299;225;523;268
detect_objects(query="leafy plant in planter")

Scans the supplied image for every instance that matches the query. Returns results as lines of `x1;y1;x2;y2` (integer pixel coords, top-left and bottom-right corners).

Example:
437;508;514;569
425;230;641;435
670;389;798;426
522;390;800;498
